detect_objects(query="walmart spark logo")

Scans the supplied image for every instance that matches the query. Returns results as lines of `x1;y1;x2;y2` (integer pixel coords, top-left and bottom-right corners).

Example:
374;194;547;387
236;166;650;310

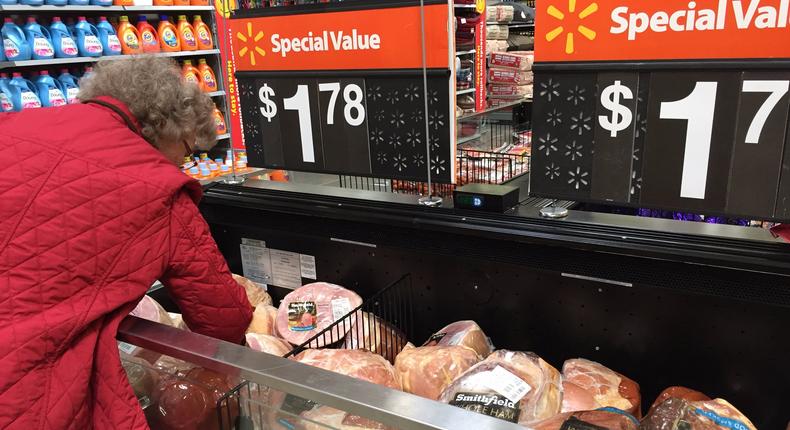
237;22;266;66
546;0;598;55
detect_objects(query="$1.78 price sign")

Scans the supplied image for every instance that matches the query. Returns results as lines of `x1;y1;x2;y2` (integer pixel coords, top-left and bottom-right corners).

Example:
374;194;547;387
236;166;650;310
531;70;790;221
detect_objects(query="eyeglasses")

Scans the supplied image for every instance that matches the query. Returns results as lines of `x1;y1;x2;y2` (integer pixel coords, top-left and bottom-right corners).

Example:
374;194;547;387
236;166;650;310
182;139;195;158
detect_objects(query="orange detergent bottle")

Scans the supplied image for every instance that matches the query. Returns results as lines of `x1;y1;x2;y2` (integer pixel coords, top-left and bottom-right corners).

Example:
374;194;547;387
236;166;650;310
117;16;142;55
153;0;172;5
136;16;160;53
192;15;213;50
213;107;227;135
173;0;189;6
176;15;197;51
197;59;217;92
157;15;180;52
182;60;202;88
190;0;209;5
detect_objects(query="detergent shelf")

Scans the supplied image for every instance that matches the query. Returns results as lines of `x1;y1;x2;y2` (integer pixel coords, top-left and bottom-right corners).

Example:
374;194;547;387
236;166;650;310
0;49;222;70
0;5;213;11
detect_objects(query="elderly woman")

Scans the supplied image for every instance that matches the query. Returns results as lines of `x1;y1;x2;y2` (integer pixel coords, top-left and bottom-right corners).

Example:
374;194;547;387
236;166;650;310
0;57;252;430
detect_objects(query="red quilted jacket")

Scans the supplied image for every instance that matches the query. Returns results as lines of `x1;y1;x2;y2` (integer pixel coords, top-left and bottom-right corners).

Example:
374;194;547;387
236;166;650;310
0;97;253;429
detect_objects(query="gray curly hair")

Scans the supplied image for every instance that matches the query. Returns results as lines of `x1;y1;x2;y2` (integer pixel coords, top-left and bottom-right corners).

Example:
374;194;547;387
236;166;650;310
78;56;216;151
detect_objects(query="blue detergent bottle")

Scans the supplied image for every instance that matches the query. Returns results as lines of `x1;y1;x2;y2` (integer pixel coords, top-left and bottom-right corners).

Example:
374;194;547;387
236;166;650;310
19;0;44;6
74;16;103;57
0;73;15;113
24;17;55;60
45;0;67;6
2;18;32;61
8;72;41;111
68;0;89;5
90;0;112;6
49;17;79;58
0;0;18;5
96;16;122;56
57;69;80;104
35;70;67;107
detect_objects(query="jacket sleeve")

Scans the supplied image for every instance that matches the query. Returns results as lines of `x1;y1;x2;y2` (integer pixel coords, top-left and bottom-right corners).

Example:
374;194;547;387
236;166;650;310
160;190;253;344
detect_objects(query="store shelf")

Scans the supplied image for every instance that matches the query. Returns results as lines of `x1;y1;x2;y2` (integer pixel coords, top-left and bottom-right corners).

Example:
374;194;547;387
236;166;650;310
486;21;535;27
207;90;226;97
456;49;476;56
0;49;221;70
198;167;263;185
458;99;527;119
217;133;231;140
456;87;475;95
0;4;213;11
453;3;476;8
457;132;481;144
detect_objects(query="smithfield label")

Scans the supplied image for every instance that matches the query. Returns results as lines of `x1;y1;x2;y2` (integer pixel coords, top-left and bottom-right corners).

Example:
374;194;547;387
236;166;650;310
449;392;520;423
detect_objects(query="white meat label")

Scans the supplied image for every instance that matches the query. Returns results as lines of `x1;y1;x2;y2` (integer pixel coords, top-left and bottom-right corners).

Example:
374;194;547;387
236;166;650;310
300;254;317;280
484;365;532;404
118;341;137;355
331;297;352;322
84;35;103;53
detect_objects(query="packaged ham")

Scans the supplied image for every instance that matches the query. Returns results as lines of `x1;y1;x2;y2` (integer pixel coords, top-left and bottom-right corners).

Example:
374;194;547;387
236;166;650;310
394;345;481;400
301;406;393;430
233;273;272;308
150;368;238;430
246;333;292;356
167;312;190;331
275;282;363;347
532;409;639;430
647;386;710;416
121;354;158;410
438;350;562;425
130;295;174;327
561;358;641;417
423;320;493;357
641;398;757;430
342;311;408;362
489;51;534;71
488;68;533;84
247;305;279;336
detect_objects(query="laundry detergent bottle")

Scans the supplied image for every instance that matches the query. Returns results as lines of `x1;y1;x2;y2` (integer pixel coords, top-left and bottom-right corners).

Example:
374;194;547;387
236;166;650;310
23;18;55;60
75;16;103;57
136;16;160;53
3;18;31;61
96;16;122;55
9;73;41;111
157;16;180;52
45;0;67;7
181;60;201;87
57;69;80;104
19;0;44;6
176;15;197;51
197;58;217;92
50;17;79;58
0;0;18;6
0;73;14;113
117;16;142;54
35;71;67;107
213;107;227;135
192;15;212;50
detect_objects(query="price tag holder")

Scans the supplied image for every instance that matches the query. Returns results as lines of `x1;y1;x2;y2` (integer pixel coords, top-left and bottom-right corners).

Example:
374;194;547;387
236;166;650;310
231;0;455;183
532;0;790;221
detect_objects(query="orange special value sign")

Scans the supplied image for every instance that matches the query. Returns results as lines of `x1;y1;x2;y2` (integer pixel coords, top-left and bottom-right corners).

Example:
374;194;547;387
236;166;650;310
230;4;451;72
536;0;790;62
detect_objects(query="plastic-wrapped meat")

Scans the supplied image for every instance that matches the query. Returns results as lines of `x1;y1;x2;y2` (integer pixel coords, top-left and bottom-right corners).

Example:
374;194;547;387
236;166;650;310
647;386;710;416
423;320;493;358
301;406;393;430
247;305;279;336
150;368;238;430
532;409;639;430
130;295;174;326
438;350;561;425
246;333;292;356
120;354;158;410
342;311;408;362
394;345;481;400
561;358;641;417
641;398;756;430
233;273;273;308
168;312;190;331
276;283;363;347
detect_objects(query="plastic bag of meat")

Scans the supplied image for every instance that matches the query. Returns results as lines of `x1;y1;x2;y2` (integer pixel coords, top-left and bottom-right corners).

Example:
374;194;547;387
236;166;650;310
121;354;159;410
647;386;710;416
423;320;493;358
438;350;561;425
130;295;174;326
276;283;363;347
167;312;190;331
246;333;292;356
641;398;756;430
233;273;273;308
561;358;641;417
532;408;639;430
301;406;393;430
150;367;239;430
342;311;408;362
395;345;481;400
247;305;279;336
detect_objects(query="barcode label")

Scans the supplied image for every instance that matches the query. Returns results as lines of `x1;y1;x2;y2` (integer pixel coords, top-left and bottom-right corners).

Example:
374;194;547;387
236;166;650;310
484;365;532;404
331;298;352;322
118;341;137;355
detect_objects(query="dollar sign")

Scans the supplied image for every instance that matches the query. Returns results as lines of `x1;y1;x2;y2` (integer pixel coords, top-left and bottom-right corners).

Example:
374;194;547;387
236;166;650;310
598;80;634;138
259;84;277;123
